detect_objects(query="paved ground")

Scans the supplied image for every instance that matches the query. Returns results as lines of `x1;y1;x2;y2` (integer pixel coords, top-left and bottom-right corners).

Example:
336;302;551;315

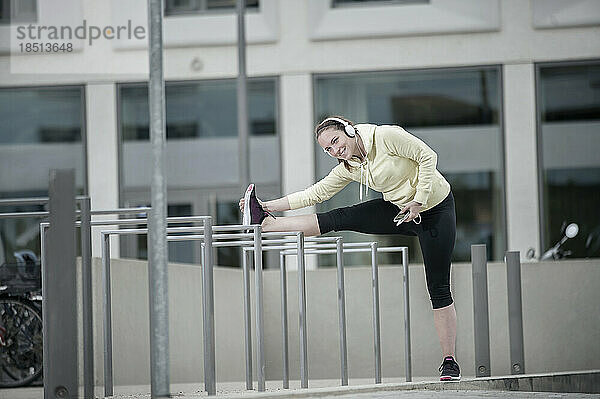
2;377;599;399
320;391;597;399
2;386;598;399
2;371;599;399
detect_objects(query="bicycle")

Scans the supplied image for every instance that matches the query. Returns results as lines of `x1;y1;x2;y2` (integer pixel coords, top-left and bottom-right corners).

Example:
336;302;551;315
0;250;43;388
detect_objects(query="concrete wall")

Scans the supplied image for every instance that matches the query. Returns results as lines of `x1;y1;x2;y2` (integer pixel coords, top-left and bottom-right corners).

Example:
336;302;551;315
86;257;600;386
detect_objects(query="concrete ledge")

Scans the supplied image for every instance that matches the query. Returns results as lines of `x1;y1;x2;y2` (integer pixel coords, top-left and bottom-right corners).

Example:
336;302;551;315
216;370;600;398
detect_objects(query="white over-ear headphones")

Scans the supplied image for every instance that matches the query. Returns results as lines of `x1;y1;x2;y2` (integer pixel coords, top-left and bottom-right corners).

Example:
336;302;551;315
322;117;356;137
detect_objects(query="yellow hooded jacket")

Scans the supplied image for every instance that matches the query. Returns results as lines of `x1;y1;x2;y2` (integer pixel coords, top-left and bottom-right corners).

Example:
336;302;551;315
286;123;451;212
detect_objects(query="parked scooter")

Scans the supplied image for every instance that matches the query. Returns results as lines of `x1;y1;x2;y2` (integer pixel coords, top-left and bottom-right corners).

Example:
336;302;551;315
526;222;579;260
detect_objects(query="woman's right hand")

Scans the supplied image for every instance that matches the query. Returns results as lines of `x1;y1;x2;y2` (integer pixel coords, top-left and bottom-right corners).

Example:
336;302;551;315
240;197;271;212
240;195;290;213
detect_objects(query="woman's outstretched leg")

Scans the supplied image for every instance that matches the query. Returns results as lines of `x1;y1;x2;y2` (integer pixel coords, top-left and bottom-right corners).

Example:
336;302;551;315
262;214;321;236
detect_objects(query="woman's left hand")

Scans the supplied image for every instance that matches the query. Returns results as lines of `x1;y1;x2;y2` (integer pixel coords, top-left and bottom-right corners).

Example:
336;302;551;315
400;201;423;223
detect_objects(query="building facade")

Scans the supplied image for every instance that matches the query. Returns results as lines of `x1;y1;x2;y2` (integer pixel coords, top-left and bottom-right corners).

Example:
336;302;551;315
0;0;599;267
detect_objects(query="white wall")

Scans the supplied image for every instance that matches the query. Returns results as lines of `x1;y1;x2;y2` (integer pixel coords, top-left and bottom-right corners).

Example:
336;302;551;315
86;257;600;385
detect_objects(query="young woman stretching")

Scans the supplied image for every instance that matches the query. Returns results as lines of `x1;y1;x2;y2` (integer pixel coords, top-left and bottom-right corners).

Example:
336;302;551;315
240;116;461;381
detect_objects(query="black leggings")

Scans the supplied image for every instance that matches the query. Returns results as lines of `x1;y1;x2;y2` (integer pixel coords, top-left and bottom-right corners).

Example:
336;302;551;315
317;192;456;309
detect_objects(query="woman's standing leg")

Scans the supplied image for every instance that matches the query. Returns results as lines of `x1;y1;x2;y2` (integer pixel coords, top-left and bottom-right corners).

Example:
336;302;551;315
417;194;458;360
433;304;457;358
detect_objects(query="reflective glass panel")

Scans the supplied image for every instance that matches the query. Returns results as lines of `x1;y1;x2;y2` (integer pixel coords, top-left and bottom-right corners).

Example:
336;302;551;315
0;0;37;24
216;201;241;267
333;0;428;6
540;64;600;122
120;78;279;191
538;62;600;258
165;0;258;16
0;86;85;262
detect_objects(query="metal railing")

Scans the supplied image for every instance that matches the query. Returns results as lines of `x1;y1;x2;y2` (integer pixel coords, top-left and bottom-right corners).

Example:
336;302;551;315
3;193;527;397
40;216;212;396
1;193;151;398
242;241;413;387
98;225;413;394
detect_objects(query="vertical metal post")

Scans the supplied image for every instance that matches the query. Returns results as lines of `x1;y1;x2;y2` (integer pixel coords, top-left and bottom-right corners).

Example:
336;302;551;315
280;251;289;389
237;0;250;192
297;232;308;388
254;227;265;391
102;233;114;397
242;249;253;390
472;244;491;377
147;0;170;396
80;197;94;399
335;238;348;386
370;242;382;384
402;248;412;382
506;251;525;375
202;220;216;395
44;169;78;399
39;223;45;288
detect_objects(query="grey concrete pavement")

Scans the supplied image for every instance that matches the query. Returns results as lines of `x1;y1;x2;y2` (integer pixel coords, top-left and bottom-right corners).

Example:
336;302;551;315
1;386;598;399
321;391;597;399
1;370;599;399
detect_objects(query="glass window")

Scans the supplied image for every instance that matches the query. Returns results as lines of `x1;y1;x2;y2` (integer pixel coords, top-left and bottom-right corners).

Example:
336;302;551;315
332;0;429;7
118;78;280;266
314;67;505;265
121;79;276;141
0;0;37;24
165;0;258;16
0;87;83;144
120;78;279;190
216;200;241;267
537;61;600;258
126;203;194;263
540;64;600;122
0;1;9;24
0;86;86;262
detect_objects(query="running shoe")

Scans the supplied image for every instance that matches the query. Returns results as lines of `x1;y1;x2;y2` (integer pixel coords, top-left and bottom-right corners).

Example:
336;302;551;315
242;184;274;225
439;356;461;381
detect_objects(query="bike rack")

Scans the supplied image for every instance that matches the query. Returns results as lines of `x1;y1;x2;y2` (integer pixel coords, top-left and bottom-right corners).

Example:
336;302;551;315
39;207;153;399
37;209;418;396
11;214;415;396
242;242;413;386
2;194;150;398
40;216;212;397
242;237;346;390
99;221;272;397
286;245;412;384
166;235;412;389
